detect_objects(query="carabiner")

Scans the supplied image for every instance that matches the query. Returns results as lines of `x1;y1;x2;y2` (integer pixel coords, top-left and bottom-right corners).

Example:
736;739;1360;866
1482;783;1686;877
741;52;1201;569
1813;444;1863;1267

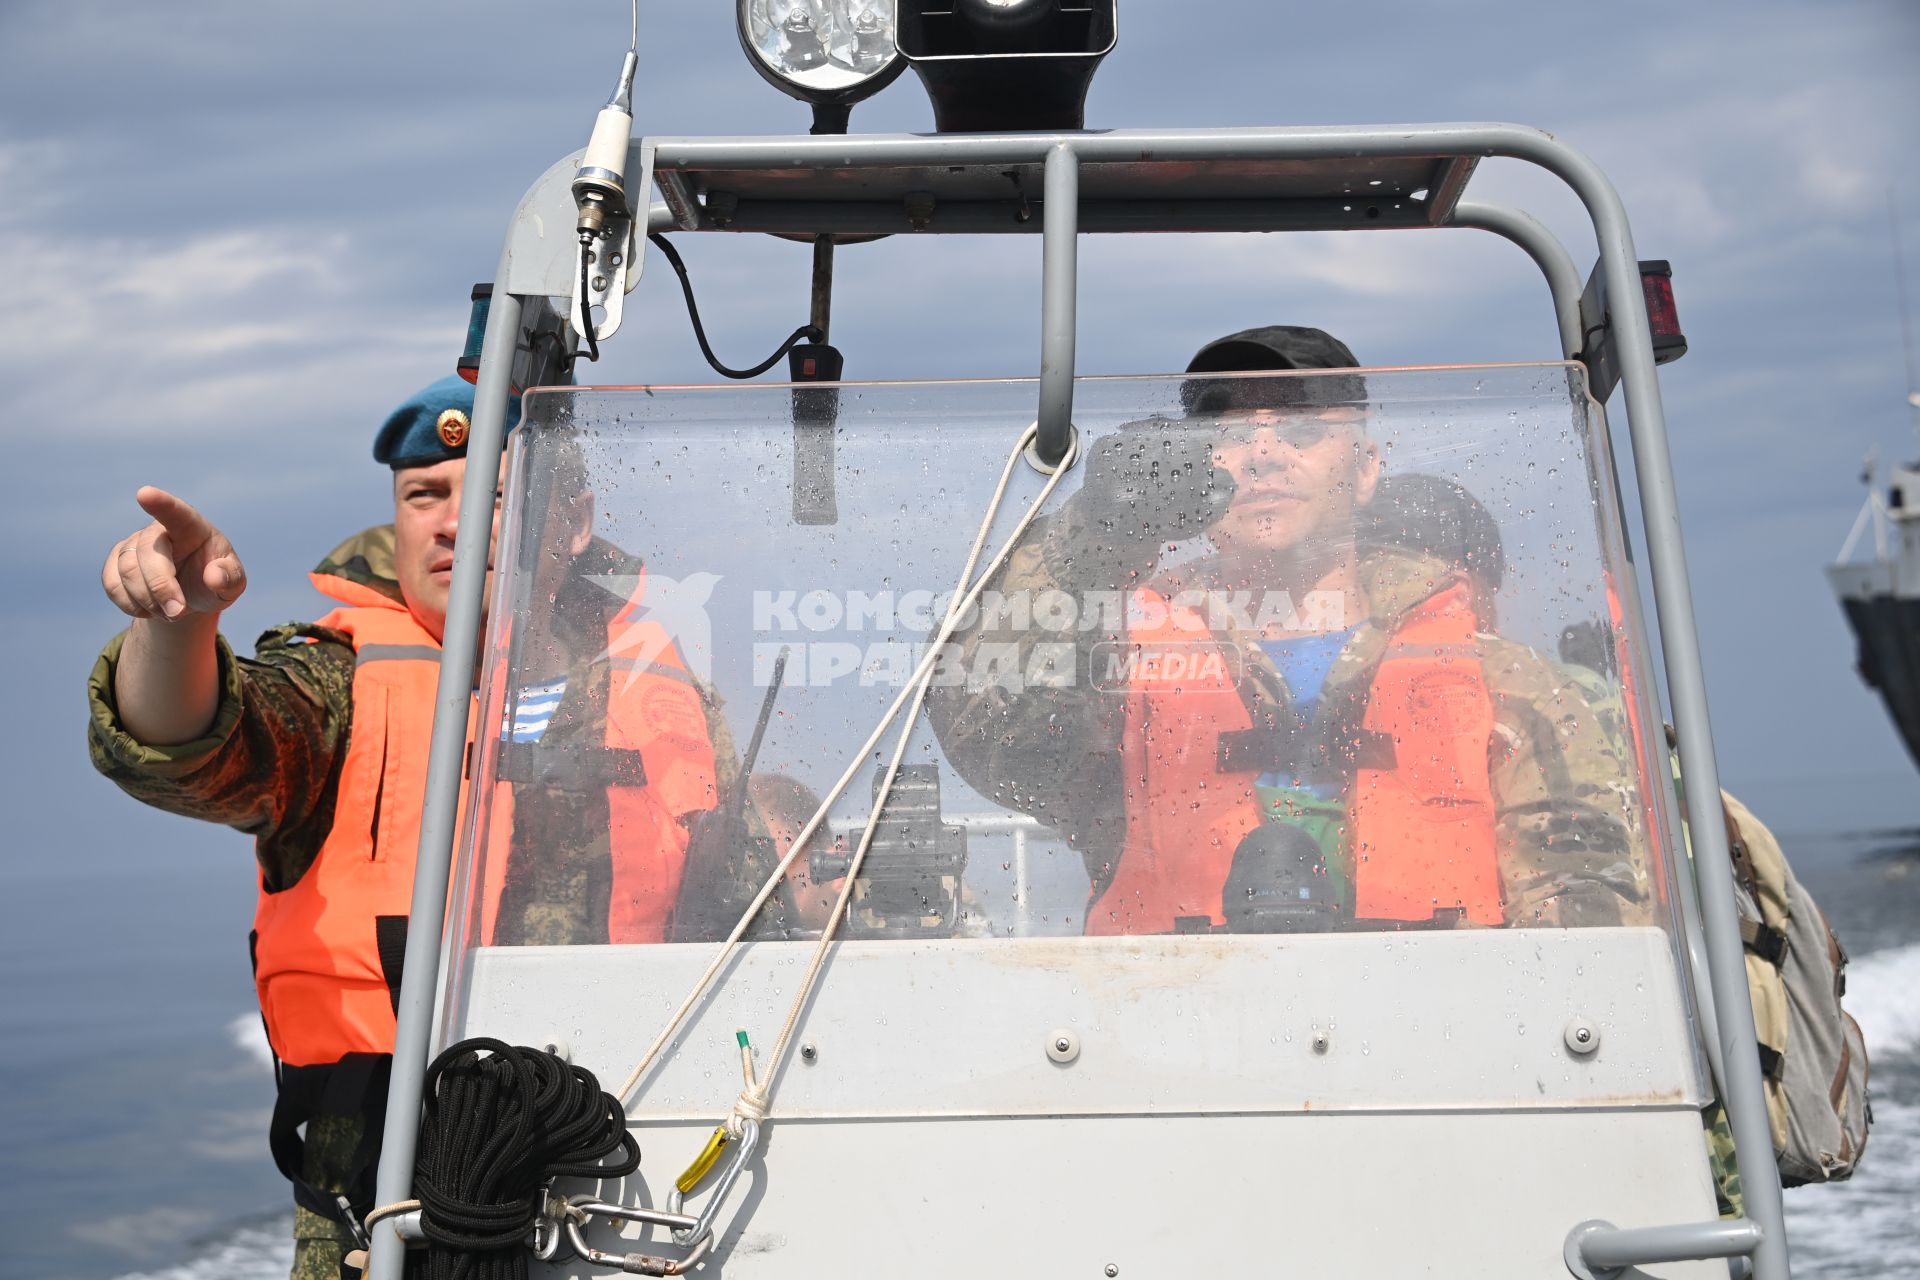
530;1192;572;1264
563;1196;711;1277
664;1117;761;1248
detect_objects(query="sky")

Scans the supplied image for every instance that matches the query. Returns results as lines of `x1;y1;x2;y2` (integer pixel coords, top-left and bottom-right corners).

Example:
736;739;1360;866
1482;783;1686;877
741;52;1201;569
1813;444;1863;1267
1;0;1919;1014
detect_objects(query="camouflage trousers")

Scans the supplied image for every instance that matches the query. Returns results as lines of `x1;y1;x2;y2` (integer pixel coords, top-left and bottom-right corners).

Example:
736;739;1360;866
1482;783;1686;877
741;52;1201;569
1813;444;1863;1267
289;1113;364;1280
292;1205;355;1280
1703;1099;1745;1219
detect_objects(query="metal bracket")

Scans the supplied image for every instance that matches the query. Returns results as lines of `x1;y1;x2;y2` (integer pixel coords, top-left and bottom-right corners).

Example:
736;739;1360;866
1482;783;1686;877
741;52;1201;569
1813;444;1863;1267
501;143;657;339
573;222;637;345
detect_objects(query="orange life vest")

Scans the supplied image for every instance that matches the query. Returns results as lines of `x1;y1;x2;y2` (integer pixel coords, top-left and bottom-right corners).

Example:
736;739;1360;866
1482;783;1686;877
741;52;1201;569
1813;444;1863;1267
1090;579;1501;935
250;567;716;1071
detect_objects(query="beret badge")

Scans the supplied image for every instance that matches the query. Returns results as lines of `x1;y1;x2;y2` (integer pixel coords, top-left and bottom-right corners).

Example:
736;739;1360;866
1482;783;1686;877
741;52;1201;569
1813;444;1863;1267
435;408;471;449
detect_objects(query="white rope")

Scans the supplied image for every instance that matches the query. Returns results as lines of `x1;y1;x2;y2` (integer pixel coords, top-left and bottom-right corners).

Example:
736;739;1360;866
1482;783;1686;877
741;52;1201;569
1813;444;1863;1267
618;423;1075;1110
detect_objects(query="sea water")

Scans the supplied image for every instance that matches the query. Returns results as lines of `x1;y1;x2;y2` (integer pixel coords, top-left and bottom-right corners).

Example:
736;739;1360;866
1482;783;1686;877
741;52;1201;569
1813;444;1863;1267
2;824;1912;1279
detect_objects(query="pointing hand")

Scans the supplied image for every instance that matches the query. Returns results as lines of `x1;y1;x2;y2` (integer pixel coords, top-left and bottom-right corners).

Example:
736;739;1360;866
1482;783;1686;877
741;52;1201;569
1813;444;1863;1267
101;487;248;621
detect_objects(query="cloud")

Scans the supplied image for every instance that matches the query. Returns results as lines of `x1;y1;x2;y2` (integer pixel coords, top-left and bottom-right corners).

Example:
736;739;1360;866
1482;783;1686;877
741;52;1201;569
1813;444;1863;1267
113;231;350;307
0;212;458;442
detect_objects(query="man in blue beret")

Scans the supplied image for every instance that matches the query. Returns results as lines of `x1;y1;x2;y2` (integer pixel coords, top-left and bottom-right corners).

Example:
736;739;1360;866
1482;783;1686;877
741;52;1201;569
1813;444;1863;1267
85;375;517;1277
86;374;745;1279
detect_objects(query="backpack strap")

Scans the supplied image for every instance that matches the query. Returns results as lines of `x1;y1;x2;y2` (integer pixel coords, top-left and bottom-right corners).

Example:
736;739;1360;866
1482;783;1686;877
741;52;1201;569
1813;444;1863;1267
1722;800;1762;902
1739;916;1789;965
1722;797;1790;966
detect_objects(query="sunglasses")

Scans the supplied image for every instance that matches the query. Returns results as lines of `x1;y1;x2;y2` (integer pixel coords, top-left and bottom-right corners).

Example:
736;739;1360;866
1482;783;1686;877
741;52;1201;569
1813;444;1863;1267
1211;413;1364;450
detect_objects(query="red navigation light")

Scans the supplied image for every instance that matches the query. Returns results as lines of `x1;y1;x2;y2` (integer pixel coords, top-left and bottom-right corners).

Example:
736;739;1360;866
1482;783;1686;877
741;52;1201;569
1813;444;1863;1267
1640;260;1687;364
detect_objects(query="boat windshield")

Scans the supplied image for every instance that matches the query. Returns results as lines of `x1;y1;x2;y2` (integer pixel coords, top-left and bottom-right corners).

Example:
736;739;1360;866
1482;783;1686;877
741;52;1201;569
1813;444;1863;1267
445;364;1682;954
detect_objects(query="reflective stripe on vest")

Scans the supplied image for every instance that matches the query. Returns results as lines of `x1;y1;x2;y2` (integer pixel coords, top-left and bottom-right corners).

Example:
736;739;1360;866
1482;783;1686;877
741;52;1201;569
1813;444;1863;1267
251;572;716;1069
1093;580;1500;936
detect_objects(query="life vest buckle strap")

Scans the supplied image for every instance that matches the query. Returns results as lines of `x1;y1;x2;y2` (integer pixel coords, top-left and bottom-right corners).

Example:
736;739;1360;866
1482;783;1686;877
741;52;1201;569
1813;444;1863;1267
496;740;649;790
1215;724;1396;775
1217;725;1299;774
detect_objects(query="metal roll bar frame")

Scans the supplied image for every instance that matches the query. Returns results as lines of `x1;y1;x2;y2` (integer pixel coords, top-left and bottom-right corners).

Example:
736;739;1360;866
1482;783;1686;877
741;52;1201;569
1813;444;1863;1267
365;122;1785;1280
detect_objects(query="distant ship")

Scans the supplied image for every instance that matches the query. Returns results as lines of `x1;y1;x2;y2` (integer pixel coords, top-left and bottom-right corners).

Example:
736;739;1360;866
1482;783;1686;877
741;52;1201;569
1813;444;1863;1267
1831;433;1920;769
1831;199;1920;769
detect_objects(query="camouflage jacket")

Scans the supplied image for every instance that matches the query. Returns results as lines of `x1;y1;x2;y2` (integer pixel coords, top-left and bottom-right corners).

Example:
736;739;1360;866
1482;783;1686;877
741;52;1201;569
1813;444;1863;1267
923;503;1653;928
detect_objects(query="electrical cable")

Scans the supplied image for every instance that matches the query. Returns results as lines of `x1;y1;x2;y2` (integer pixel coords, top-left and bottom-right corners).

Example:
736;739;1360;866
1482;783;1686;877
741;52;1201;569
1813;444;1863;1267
649;232;823;379
408;1038;639;1280
578;242;601;364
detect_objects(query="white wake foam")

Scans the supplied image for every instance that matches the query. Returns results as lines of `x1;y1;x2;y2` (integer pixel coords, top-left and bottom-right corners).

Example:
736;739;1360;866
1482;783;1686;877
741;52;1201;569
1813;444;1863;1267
110;1219;292;1280
227;1010;274;1068
1786;1098;1920;1275
1842;941;1920;1058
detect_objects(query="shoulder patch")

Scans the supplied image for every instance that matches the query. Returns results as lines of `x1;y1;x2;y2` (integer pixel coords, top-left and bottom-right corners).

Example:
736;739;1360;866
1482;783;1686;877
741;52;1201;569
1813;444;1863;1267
505;675;569;743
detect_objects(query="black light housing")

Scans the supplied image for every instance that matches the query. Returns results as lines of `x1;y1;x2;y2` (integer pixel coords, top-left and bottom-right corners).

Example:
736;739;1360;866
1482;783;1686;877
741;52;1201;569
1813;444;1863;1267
897;0;1118;133
736;1;909;106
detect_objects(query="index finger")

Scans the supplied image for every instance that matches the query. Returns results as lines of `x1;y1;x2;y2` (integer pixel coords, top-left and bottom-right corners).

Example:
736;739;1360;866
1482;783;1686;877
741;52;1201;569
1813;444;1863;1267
135;486;213;546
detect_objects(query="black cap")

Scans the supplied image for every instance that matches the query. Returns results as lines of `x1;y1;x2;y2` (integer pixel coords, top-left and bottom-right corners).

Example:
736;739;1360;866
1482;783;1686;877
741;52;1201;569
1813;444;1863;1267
1181;325;1367;414
1185;325;1360;374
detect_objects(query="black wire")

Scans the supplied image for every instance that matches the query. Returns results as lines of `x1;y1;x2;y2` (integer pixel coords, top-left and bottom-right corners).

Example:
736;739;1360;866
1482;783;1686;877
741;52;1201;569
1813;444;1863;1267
648;232;823;379
578;240;601;364
409;1038;640;1280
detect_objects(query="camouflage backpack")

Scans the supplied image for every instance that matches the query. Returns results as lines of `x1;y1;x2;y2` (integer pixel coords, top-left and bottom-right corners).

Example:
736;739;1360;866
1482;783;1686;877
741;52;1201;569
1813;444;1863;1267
1718;791;1872;1187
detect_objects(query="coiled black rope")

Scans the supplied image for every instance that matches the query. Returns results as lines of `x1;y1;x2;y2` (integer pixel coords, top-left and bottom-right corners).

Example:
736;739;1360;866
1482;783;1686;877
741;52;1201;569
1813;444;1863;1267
409;1038;639;1280
648;231;823;379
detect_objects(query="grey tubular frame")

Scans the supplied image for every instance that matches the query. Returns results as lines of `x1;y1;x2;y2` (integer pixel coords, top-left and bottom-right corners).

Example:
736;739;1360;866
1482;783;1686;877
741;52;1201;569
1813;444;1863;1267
1450;197;1737;1119
366;122;1784;1280
1449;200;1585;359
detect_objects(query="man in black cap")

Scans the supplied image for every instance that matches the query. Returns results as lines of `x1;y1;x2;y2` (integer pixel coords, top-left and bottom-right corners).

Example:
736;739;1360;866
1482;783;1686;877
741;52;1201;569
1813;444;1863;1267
926;325;1648;937
86;375;744;1279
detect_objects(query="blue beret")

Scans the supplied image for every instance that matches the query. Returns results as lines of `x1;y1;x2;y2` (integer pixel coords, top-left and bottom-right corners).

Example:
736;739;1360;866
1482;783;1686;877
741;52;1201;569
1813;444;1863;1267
372;375;523;470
